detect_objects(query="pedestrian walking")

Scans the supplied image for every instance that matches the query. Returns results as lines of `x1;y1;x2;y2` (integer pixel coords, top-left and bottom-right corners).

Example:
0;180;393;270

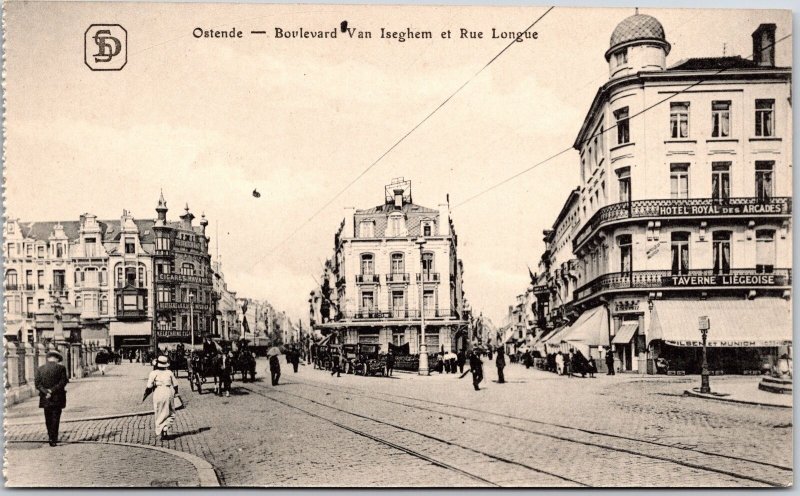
145;356;178;440
457;350;466;374
330;350;341;377
469;350;484;391
217;352;233;397
555;351;564;375
495;347;506;384
35;351;69;447
290;348;300;373
605;347;615;375
587;356;598;378
270;353;282;385
95;349;109;376
385;351;395;377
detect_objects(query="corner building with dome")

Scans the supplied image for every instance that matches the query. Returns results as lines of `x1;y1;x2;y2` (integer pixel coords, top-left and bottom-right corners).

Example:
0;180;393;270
531;12;791;375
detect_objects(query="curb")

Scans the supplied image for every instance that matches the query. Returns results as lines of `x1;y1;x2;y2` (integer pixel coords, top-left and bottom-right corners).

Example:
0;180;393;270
75;441;221;487
5;410;152;427
683;389;792;409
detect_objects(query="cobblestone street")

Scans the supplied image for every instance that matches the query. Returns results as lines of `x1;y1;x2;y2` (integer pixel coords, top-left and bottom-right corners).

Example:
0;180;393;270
4;359;792;487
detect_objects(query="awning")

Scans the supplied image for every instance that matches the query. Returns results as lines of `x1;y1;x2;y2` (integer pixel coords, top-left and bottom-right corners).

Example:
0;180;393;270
612;322;638;345
542;325;571;347
109;321;152;337
563;305;610;347
649;298;792;347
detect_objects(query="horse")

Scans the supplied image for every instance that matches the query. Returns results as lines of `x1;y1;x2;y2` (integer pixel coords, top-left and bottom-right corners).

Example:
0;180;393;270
188;351;220;394
233;349;257;382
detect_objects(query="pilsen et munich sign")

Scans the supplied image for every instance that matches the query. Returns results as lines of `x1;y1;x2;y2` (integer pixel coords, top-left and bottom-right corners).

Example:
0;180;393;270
665;273;786;287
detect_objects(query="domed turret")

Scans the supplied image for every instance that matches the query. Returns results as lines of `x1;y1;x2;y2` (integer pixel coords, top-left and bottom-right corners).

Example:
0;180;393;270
605;12;671;79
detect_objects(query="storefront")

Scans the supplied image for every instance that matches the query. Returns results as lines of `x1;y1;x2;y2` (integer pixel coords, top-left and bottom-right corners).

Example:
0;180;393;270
563;305;610;371
648;298;792;374
110;321;153;353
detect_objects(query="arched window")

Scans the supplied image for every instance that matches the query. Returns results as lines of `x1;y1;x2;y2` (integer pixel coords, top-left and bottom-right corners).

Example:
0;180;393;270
116;264;124;287
181;263;195;275
391;253;404;274
100;267;107;286
5;269;18;289
138;265;146;286
74;268;82;286
360;254;374;275
75;295;82;309
100;295;108;315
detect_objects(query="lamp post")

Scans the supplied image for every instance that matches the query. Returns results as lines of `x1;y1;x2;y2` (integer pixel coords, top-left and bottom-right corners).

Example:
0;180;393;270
699;316;711;394
189;293;195;350
415;237;428;375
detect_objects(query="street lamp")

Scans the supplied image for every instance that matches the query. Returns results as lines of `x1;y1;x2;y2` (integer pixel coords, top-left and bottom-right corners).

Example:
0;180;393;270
415;237;429;376
700;325;711;394
189;293;196;350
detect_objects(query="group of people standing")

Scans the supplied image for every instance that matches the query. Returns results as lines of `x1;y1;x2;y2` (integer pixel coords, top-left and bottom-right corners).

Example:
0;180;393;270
545;349;598;378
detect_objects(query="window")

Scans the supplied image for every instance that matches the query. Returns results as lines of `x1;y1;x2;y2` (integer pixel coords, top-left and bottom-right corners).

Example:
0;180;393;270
155;236;170;251
617;168;631;203
614;49;627;66
25;270;32;287
37;246;45;258
84;237;97;257
26;297;33;313
37;270;44;289
25;244;32;257
181;263;196;275
359;221;375;238
711;101;731;138
360;291;375;311
614;107;630;145
391;253;404;274
712;232;731;275
390;290;405;317
37;299;44;309
423;289;436;317
75;295;82;309
75;268;82;286
156;263;170;275
56;244;63;258
5;269;18;289
360;254;374;275
138;266;146;287
422;252;434;275
670;164;690;199
53;270;65;290
755;161;774;202
671;232;690;275
7;243;16;258
124;238;136;254
157;288;172;303
84;268;98;286
755;99;774;137
670;102;690;138
617;235;632;273
100;296;108;315
755;230;775;273
711;162;731;202
389;215;406;237
99;268;107;286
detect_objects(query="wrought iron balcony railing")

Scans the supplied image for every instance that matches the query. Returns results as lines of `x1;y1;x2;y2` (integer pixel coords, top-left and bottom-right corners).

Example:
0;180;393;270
573;268;792;301
573;197;792;250
385;273;410;283
416;273;440;283
356;274;380;284
346;308;456;320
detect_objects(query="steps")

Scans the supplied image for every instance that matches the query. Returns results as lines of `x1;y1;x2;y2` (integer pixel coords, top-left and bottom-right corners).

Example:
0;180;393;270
758;376;793;395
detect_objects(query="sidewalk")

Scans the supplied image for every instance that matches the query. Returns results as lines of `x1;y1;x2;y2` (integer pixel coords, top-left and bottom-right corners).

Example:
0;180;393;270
683;376;792;408
5;362;154;425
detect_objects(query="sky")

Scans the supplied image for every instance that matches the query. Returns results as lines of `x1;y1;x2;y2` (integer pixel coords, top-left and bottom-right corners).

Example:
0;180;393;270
3;3;792;324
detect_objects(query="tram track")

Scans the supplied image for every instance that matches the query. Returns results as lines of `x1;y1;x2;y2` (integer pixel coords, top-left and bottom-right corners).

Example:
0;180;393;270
240;382;587;487
256;376;789;487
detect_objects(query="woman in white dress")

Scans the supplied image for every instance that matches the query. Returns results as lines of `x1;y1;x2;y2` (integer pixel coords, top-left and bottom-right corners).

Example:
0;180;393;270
147;356;178;440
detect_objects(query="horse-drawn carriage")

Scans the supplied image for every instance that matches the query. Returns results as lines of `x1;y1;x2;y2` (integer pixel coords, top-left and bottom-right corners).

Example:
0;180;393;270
352;344;386;376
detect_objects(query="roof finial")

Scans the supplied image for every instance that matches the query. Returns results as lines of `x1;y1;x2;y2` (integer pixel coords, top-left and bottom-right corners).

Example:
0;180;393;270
635;7;639;15
185;203;190;213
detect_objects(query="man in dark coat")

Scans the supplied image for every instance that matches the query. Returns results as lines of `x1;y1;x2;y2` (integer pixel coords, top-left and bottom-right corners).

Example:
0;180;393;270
385;351;395;377
457;350;466;374
216;352;233;396
495;347;506;384
202;336;217;357
269;353;281;385
35;351;69;446
290;347;300;373
605;347;615;376
469;350;484;391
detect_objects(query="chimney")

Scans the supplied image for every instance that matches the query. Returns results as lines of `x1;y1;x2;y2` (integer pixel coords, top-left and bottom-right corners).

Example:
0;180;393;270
180;203;195;230
752;23;776;67
393;189;404;210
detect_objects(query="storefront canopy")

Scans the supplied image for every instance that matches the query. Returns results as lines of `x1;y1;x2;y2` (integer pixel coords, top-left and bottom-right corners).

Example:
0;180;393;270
612;322;638;345
649;298;792;347
110;321;152;337
564;305;610;348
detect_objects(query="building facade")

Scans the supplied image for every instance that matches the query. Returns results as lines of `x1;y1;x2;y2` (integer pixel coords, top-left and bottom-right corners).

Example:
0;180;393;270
212;261;239;340
530;14;792;374
312;178;470;354
152;195;217;348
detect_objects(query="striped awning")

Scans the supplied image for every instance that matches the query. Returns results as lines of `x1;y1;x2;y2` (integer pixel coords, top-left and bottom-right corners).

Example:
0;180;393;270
649;298;792;347
612;322;638;345
564;305;610;347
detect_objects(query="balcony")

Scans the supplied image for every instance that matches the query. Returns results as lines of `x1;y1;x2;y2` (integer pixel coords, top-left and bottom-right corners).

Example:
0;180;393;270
573;197;792;250
116;308;148;320
385;273;410;284
356;274;380;284
573;268;792;302
416;273;440;283
4;284;19;291
23;284;36;291
347;308;456;320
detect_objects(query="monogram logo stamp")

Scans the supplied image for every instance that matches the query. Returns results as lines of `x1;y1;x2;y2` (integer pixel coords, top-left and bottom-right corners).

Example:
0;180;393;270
84;24;127;71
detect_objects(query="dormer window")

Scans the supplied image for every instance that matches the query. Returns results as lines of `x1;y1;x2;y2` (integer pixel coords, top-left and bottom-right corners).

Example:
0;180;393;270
125;238;136;254
359;221;375;238
421;221;434;237
388;213;406;237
